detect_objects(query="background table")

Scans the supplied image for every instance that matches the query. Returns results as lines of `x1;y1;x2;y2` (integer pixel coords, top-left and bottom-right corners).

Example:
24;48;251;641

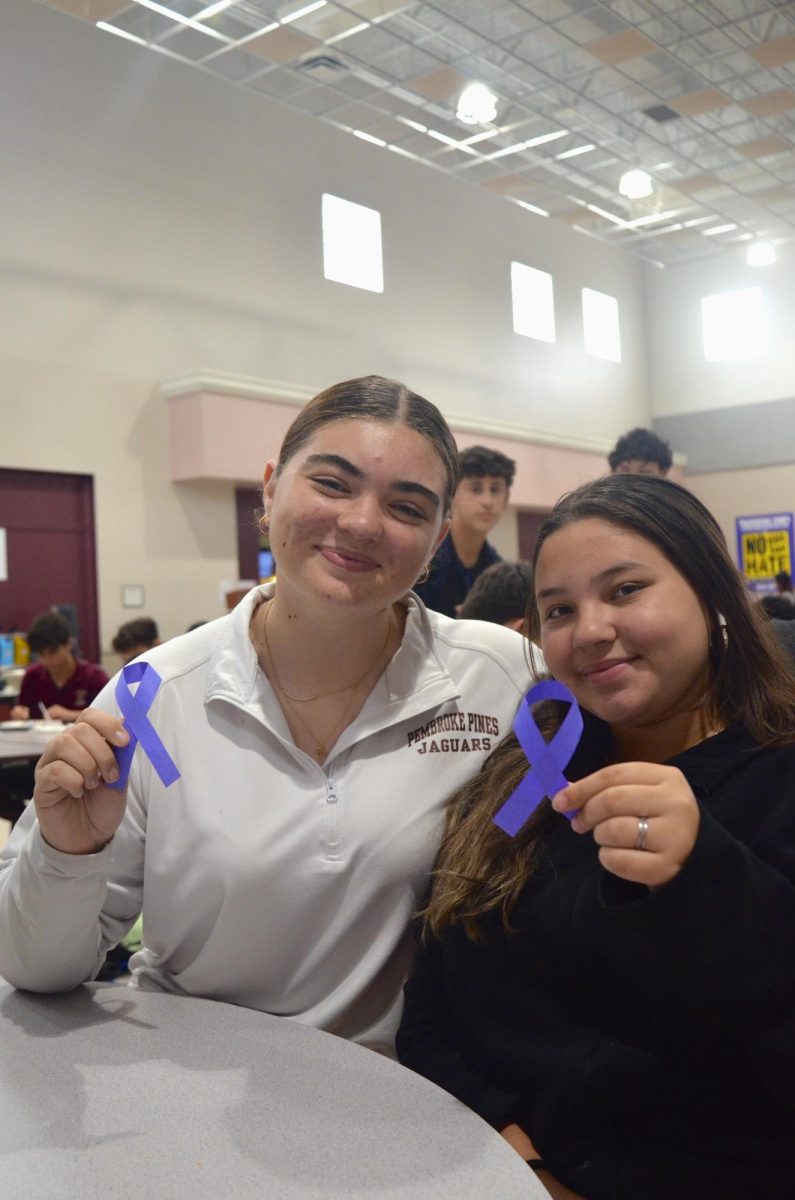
0;721;64;761
0;983;544;1199
0;722;64;825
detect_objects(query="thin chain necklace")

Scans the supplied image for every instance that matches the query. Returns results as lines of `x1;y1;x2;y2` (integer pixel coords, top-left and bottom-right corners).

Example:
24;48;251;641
260;600;393;703
278;686;364;762
261;603;395;761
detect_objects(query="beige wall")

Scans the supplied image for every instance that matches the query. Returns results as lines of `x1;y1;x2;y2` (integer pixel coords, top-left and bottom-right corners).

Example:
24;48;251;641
688;464;795;566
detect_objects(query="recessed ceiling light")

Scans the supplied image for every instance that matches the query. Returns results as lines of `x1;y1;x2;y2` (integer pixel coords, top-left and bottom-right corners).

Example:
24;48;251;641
619;169;654;199
555;144;596;160
281;0;326;24
702;223;737;236
747;240;777;266
456;83;498;125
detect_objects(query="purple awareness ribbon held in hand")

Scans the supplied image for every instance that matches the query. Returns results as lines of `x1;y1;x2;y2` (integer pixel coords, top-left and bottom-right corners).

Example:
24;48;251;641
493;680;583;837
107;662;180;792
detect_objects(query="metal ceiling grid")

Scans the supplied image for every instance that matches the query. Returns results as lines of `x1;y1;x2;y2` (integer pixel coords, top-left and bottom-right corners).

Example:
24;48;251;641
31;0;795;267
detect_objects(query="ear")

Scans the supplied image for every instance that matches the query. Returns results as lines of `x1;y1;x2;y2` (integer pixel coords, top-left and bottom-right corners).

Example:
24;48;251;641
262;460;278;511
432;517;451;555
504;616;528;634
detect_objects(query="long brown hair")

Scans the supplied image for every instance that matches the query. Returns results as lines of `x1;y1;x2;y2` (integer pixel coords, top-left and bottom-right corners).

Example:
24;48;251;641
424;475;795;941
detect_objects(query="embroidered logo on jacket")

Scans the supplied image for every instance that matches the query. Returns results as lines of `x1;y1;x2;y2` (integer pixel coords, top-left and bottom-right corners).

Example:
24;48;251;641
407;711;499;754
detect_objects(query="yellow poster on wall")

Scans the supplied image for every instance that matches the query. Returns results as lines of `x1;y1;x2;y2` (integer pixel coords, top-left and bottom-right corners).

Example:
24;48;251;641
736;513;794;593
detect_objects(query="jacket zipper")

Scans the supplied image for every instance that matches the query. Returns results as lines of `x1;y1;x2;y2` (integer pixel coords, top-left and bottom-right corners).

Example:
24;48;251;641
324;776;343;861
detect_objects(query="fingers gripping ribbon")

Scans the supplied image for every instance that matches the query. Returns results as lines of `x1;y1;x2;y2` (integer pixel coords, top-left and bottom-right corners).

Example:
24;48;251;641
493;680;583;837
107;662;180;792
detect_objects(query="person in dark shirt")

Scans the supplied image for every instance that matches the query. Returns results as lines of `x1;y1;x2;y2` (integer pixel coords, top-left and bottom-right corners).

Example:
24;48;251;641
414;445;515;617
11;612;108;722
458;560;534;634
111;616;161;665
607;427;672;476
398;474;795;1200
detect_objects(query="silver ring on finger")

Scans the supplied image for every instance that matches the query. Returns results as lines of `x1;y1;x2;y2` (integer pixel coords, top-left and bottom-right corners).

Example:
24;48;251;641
635;816;649;852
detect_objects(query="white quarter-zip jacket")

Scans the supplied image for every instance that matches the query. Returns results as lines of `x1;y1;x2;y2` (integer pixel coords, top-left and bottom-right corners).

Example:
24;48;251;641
0;586;534;1049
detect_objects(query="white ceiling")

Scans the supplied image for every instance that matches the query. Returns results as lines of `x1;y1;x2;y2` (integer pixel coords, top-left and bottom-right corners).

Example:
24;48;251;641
36;0;795;266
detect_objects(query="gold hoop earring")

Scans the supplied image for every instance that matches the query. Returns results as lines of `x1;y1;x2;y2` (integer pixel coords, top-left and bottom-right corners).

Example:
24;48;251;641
258;513;270;535
416;565;430;586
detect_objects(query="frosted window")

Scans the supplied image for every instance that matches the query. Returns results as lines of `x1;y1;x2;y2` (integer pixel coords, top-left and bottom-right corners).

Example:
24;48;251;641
511;262;556;343
322;193;383;293
701;287;766;362
582;288;621;362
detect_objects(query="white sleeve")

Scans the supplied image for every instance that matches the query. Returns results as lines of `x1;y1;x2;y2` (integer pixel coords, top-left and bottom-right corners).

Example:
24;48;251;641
0;785;146;993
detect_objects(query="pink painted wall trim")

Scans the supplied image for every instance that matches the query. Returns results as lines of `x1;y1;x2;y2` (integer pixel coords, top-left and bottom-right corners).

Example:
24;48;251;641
168;389;681;509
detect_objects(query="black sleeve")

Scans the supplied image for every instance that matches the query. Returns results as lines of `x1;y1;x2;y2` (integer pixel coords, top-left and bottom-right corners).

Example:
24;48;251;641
396;929;525;1131
602;796;795;1111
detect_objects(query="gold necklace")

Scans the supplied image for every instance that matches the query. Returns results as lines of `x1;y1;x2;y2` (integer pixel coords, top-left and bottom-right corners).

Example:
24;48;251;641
278;686;364;762
260;600;393;703
263;606;395;760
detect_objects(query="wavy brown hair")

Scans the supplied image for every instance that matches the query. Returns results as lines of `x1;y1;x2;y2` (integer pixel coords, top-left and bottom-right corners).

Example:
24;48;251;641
424;475;795;941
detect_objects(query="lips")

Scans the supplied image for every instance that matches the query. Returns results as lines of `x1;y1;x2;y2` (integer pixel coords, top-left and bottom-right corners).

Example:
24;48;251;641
319;546;380;573
580;657;637;683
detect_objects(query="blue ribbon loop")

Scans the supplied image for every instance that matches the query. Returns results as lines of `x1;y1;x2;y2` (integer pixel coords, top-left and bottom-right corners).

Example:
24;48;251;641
493;680;583;837
107;661;180;791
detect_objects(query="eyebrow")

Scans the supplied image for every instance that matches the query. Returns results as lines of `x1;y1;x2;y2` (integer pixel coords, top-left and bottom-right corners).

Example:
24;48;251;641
536;561;647;602
304;453;441;508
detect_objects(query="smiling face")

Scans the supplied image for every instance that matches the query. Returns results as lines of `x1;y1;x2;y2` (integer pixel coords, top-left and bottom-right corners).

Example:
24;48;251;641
535;517;712;754
452;475;510;537
263;418;450;616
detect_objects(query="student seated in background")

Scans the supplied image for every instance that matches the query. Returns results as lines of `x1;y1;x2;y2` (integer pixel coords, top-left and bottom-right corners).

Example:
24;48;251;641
459;560;534;634
10;612;108;722
759;594;794;621
775;570;794;600
607;427;672;476
111;617;161;664
397;474;795;1200
415;444;515;617
0;376;533;1053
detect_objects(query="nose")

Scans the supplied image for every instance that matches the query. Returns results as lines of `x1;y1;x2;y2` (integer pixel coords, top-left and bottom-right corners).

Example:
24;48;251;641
336;492;383;541
571;601;615;650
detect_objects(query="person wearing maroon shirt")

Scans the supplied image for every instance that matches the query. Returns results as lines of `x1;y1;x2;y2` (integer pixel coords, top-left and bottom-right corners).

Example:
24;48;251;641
11;612;108;723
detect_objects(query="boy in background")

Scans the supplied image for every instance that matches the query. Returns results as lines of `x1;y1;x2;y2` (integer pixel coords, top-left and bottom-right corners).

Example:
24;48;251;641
415;445;515;618
11;612;108;722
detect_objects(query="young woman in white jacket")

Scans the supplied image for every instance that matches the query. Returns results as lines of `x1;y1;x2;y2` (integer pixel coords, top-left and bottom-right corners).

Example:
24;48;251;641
0;375;533;1052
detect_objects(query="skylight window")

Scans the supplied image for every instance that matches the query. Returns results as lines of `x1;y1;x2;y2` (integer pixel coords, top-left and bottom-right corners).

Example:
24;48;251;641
701;287;766;362
582;288;621;362
321;194;383;293
511;263;556;343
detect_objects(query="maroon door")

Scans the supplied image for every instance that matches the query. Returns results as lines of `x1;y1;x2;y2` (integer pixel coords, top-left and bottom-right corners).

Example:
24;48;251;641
0;469;100;663
517;510;551;563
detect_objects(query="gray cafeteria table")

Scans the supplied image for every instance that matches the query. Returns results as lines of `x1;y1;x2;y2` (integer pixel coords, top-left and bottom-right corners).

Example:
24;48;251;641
0;983;544;1199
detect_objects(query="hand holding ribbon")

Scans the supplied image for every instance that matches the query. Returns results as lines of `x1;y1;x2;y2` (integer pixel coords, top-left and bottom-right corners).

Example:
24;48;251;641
107;662;180;791
493;680;583;837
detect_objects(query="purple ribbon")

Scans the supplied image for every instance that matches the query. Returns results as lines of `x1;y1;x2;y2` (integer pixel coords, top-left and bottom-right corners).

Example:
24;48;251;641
493;680;583;837
107;662;180;791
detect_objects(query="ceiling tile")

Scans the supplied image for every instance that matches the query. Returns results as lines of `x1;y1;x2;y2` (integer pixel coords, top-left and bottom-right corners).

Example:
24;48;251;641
672;173;722;194
741;89;795;117
671;87;732;116
245;26;318;64
749;34;795;69
738;133;792;158
754;183;795;203
404;65;470;101
586;29;658;65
